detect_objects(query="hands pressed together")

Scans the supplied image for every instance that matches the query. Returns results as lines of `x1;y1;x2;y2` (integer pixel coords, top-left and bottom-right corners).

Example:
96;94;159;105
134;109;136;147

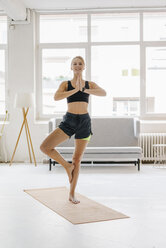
75;74;84;92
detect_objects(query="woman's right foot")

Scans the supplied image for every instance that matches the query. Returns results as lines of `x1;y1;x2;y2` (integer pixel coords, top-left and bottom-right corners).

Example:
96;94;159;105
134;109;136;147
69;195;80;204
65;163;74;183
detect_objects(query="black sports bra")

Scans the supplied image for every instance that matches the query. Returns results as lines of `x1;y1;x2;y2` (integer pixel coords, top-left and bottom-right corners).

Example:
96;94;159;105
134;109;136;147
67;80;90;103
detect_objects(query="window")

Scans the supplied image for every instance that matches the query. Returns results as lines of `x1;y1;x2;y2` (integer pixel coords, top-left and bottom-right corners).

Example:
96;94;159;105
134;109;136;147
37;14;87;119
91;45;140;117
91;13;139;42
37;11;166;120
40;14;87;43
146;47;166;113
0;15;7;117
144;12;166;41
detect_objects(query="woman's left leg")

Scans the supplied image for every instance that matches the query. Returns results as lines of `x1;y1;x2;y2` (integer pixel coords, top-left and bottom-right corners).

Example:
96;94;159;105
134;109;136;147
69;139;89;204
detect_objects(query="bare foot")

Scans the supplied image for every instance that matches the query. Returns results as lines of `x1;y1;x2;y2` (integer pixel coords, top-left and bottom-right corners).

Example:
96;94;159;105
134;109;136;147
65;163;74;183
69;195;80;204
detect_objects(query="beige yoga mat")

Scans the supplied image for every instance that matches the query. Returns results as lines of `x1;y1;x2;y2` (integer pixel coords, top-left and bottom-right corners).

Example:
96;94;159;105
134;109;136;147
24;187;129;224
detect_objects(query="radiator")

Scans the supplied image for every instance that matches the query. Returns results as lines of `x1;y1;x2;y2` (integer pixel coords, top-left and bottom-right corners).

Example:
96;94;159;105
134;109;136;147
139;133;166;161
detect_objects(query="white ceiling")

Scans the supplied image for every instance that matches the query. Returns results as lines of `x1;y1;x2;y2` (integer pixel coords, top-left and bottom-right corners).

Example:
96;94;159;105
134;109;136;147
23;0;166;9
1;0;166;11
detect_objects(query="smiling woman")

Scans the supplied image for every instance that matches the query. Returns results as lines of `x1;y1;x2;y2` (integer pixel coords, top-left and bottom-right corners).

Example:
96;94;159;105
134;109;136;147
40;56;106;204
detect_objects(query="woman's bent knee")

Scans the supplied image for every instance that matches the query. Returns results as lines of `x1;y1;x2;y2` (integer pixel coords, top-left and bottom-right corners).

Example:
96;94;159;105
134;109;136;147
40;143;51;154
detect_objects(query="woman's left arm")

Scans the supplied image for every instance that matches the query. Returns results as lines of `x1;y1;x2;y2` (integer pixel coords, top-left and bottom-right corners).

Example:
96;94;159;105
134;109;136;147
84;82;107;96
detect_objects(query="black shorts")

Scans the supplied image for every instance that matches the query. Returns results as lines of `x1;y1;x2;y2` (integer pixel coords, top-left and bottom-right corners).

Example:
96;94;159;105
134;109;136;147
58;112;93;139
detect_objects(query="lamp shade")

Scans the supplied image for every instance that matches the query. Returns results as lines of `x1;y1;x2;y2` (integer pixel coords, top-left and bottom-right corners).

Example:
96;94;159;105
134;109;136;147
14;93;34;108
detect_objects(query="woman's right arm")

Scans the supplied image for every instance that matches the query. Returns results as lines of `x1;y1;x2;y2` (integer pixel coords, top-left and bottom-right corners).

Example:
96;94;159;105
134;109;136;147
54;81;79;101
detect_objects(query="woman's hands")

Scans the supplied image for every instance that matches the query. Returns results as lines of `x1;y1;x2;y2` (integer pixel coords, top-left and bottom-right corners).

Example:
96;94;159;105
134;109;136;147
75;74;83;92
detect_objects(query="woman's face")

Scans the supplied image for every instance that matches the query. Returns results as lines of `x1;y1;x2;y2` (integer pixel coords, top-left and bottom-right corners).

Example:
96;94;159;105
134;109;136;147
71;58;85;74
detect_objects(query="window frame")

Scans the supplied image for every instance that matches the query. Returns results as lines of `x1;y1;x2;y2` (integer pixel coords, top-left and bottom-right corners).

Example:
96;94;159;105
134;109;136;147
36;10;166;120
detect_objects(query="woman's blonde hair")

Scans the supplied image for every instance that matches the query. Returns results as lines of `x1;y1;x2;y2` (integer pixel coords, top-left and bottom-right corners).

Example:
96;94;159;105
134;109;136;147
71;56;85;65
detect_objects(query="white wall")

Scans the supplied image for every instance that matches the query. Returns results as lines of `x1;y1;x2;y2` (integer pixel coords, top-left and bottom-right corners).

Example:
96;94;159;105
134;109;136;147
2;12;47;163
1;11;166;163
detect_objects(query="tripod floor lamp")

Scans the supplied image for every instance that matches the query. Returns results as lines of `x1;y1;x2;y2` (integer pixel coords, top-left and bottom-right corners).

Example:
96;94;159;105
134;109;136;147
10;93;37;166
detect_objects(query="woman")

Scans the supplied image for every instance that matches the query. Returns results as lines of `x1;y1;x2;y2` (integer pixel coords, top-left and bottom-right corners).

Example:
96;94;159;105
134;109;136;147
40;56;106;204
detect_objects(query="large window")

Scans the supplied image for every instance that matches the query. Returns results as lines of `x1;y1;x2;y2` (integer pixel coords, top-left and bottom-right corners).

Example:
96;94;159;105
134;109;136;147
37;11;166;119
0;15;7;117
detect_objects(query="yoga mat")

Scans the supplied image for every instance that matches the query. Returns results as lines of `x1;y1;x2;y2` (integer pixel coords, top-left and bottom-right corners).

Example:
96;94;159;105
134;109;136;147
24;187;129;224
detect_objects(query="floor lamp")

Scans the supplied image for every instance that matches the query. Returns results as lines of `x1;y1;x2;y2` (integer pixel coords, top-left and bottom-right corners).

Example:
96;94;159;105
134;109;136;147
10;93;37;166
